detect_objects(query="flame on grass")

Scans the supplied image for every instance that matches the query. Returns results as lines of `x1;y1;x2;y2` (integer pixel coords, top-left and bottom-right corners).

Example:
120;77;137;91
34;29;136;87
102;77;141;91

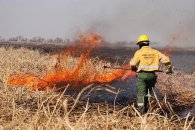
8;33;135;90
163;34;178;56
164;22;194;56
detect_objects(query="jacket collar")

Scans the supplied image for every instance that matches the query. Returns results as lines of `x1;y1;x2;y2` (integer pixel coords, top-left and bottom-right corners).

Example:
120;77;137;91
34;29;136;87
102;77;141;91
140;46;151;50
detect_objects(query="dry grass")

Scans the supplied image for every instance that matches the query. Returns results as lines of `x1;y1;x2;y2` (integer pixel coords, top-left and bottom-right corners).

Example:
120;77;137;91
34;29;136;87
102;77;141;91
0;47;56;81
0;47;194;130
157;71;195;109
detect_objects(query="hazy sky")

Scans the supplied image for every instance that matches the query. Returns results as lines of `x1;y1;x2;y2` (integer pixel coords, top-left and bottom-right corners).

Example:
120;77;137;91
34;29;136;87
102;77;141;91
0;0;195;46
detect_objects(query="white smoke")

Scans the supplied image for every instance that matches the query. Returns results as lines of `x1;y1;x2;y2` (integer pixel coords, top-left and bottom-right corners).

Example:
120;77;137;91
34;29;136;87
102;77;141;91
0;0;195;46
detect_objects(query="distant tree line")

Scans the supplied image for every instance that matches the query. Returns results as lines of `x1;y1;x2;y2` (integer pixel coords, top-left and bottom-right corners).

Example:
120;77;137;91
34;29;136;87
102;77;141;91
0;35;70;43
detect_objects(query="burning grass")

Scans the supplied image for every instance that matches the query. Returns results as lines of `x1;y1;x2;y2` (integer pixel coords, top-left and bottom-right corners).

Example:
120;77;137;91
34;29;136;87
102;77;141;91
0;34;194;129
7;33;135;90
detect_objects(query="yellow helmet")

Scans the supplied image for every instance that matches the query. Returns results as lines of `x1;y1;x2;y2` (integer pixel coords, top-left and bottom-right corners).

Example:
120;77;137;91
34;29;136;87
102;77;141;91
137;35;149;45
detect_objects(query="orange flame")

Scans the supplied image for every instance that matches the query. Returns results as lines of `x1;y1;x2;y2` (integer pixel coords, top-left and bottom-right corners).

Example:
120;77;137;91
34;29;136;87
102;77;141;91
8;33;135;90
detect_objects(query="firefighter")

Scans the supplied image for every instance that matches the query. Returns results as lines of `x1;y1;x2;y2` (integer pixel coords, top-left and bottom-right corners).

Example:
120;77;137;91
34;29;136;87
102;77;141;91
130;34;173;113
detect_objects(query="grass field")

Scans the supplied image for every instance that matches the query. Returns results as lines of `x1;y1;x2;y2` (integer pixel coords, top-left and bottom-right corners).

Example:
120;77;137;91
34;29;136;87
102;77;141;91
0;46;194;130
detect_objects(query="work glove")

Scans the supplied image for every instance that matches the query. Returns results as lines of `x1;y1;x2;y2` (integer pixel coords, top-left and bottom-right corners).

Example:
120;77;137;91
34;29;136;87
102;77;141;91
166;66;173;74
131;66;137;72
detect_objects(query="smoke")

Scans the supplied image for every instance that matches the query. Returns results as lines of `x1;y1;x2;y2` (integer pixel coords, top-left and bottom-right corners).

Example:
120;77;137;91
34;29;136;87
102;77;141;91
0;0;195;46
66;0;195;47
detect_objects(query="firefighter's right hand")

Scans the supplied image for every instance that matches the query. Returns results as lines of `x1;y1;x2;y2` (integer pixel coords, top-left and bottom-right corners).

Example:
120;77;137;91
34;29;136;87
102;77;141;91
166;66;173;74
131;66;137;72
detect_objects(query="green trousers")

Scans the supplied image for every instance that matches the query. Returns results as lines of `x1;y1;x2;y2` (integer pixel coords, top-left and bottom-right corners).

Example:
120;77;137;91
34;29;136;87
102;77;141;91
136;72;157;112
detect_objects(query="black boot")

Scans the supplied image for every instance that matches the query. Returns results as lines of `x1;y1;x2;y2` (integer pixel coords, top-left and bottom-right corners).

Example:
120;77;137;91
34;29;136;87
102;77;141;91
144;96;149;113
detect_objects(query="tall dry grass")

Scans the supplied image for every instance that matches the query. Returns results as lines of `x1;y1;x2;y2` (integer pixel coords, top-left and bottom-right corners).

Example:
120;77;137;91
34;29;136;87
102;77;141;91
157;71;195;109
0;47;194;130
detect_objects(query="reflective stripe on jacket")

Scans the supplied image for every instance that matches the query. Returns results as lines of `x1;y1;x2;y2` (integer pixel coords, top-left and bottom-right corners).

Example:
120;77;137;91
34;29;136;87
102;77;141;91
130;46;170;72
